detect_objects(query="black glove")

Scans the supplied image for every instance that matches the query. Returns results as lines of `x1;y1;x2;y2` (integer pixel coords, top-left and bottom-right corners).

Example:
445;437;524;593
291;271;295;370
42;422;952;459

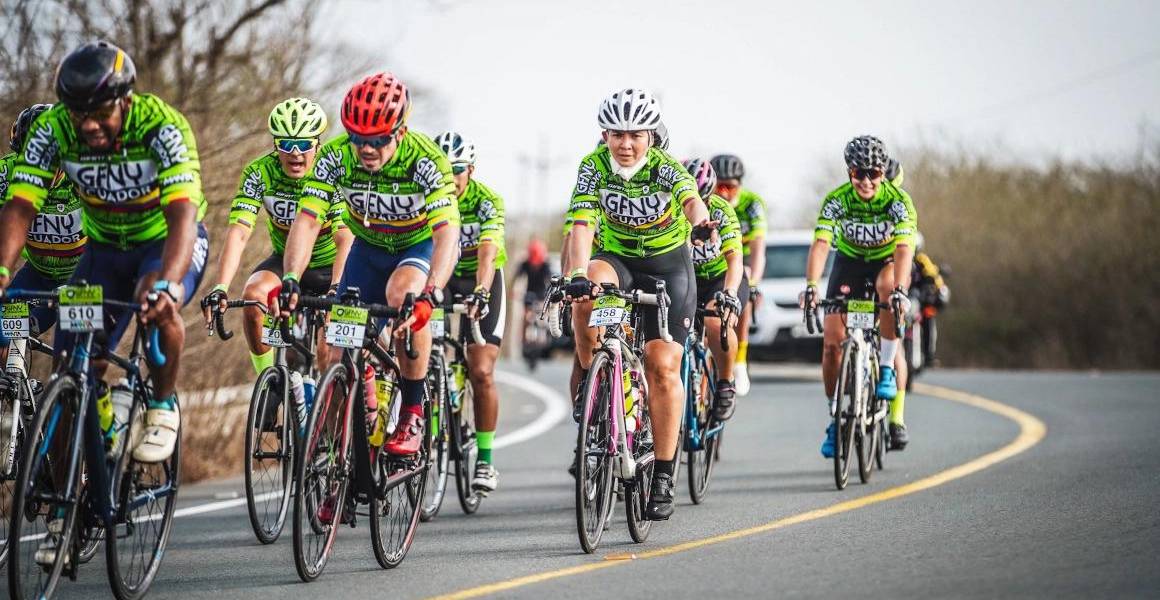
279;277;302;310
327;283;340;298
691;220;716;243
565;276;595;300
467;286;491;319
715;290;742;316
200;288;227;310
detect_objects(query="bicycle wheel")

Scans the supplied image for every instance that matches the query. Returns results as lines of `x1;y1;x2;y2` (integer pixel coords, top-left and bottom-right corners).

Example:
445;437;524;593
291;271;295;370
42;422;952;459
858;364;882;484
7;375;83;600
293;362;351;582
626;401;654;543
832;345;855;490
874;411;888;471
244;366;293;544
452;375;481;515
687;352;717;504
575;352;615;554
370;371;426;569
420;355;450;522
106;391;181;600
0;373;32;568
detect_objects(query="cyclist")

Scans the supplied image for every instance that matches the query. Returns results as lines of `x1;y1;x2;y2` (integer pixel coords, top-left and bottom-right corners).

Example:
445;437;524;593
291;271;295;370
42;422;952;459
0;41;208;466
709;154;766;396
566;88;715;521
800;135;916;456
684;158;745;420
278;72;458;458
0;103;86;396
201;98;350;379
434;130;506;493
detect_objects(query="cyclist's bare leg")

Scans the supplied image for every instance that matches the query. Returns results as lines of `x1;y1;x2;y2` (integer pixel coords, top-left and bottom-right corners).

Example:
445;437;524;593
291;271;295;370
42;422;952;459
242;270;279;356
569;354;583;400
570;260;618;370
386;265;430;379
466;342;499;432
643;339;684;462
822;312;846;397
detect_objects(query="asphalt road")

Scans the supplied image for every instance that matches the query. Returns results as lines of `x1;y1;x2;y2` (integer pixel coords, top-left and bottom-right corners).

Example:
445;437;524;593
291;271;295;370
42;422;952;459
42;362;1160;599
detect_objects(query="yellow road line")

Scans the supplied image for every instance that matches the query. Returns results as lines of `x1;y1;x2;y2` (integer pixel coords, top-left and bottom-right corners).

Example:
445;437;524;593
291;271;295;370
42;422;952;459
429;381;1047;600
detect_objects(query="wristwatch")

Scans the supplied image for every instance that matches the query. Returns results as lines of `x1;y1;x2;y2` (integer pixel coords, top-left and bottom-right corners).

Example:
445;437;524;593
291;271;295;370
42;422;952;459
423;284;444;306
152;279;179;302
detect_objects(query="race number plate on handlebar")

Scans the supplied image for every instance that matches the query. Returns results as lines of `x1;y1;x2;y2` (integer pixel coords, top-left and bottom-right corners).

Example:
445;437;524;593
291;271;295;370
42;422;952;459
588;295;627;327
326;305;369;349
1;303;30;339
58;285;104;332
429;307;445;338
845;299;876;330
261;314;292;348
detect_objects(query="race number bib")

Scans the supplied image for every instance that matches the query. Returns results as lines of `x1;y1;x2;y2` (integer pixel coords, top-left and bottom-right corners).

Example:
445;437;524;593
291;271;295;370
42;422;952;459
845;299;876;330
1;303;30;339
58;286;104;332
588;295;627;327
261;314;292;348
429;307;445;338
326;305;369;349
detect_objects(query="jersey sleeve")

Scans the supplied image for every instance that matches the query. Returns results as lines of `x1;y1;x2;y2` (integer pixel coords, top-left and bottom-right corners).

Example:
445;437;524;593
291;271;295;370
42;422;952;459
298;142;345;220
890;190;919;246
746;192;768;237
478;190;505;248
147;112;203;207
228;162;265;229
5;113;61;211
569;156;603;229
814;195;844;244
660;154;700;209
325;189;348;230
717;200;743;256
414;153;458;232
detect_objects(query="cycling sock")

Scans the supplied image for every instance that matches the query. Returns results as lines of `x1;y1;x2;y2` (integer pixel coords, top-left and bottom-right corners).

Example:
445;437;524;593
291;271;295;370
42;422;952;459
250;350;274;375
736;341;748;364
890;390;906;426
147;393;177;411
879;339;899;365
477;430;495;464
655;458;676;479
401;377;425;414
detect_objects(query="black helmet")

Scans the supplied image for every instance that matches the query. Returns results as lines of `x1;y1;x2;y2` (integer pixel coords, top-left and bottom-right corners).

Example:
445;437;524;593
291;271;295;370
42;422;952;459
55;41;136;112
710;154;744;180
10;103;53;152
844;135;888;171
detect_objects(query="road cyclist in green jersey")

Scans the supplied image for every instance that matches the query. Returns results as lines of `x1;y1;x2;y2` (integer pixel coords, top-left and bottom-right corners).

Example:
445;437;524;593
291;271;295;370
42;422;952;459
0;42;208;470
277;71;459;458
684;158;746;420
800;135;917;457
201;97;351;382
565;88;717;521
710;154;767;397
434;130;506;493
0;104;87;396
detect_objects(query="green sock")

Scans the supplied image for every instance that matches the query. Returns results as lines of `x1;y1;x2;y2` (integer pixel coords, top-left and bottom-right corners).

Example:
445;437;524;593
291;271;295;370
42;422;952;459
477;430;495;464
250;350;275;375
890;389;906;426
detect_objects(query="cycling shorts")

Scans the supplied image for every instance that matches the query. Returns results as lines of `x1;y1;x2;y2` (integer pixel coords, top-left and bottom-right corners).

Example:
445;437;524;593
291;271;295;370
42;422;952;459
592;244;695;343
446;269;506;346
825;253;893;314
253;253;333;296
337;238;432;306
695;275;749;316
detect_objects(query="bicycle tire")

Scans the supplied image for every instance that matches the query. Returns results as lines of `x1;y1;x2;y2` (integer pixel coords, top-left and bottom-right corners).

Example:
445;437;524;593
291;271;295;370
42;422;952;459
370;369;426;569
292;362;351;582
420;354;450;522
7;375;83;600
244;366;293;544
0;372;33;568
452;377;481;515
626;401;654;543
687;351;716;504
833;344;854;490
105;389;181;600
575;352;615;554
77;523;103;563
857;381;876;484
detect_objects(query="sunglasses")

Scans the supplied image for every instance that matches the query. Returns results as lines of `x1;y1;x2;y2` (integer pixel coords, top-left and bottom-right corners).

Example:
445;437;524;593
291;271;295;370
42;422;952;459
452;164;470;175
849;168;884;182
68;100;119;124
276;138;317;153
715;181;740;191
348;131;397;149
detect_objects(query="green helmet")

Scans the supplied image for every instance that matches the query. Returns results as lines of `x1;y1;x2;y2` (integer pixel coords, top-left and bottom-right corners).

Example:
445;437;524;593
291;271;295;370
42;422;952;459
268;97;328;138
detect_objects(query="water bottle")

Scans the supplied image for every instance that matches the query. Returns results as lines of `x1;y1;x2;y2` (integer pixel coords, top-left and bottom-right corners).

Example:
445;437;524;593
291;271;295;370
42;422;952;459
5;338;27;379
302;375;316;421
289;371;306;432
622;369;637;433
107;380;133;459
450;363;467;411
365;366;387;446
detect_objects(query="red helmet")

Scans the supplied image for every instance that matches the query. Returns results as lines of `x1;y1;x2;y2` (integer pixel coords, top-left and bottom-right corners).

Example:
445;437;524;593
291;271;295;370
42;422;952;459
528;239;547;266
341;72;411;136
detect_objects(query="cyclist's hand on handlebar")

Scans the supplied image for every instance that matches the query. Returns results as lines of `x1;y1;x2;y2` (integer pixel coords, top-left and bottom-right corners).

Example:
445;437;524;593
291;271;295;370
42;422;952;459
798;284;818;311
466;286;491;320
890;287;911;314
277;276;301;317
200;286;228;329
564;276;596;302
140;284;180;326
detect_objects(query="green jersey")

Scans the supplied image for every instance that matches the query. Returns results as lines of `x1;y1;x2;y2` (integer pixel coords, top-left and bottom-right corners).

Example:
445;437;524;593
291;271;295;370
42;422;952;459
299;131;458;254
0;153;86;280
454;178;506;276
693;194;742;280
814;181;918;261
229;152;346;268
4;95;205;248
732;188;767;256
569;146;699;258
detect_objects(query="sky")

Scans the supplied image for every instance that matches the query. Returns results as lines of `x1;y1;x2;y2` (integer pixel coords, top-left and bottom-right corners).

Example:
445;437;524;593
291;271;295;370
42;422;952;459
319;0;1160;223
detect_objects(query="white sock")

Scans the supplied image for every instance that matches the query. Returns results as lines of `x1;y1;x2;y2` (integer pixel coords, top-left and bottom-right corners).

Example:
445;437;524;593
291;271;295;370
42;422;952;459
880;339;898;366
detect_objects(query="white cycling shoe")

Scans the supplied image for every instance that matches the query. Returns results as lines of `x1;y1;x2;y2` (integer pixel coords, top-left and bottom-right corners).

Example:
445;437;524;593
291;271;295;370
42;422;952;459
133;405;179;463
35;518;66;567
471;462;498;495
734;362;751;396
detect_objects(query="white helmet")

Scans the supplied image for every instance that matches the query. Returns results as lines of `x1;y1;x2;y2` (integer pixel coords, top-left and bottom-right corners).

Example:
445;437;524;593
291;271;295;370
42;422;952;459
434;130;476;165
597;88;662;132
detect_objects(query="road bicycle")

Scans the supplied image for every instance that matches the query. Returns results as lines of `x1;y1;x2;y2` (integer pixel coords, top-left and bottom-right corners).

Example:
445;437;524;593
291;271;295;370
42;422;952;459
680;296;735;504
